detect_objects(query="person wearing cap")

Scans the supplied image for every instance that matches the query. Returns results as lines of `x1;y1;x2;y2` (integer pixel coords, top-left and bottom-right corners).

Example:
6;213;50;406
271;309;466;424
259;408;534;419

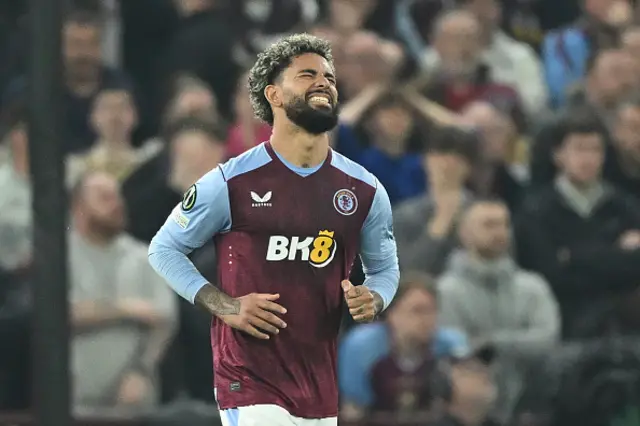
438;198;560;423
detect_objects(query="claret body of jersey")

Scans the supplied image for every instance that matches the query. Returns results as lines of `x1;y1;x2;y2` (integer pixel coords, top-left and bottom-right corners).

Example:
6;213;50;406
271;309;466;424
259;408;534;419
149;142;399;420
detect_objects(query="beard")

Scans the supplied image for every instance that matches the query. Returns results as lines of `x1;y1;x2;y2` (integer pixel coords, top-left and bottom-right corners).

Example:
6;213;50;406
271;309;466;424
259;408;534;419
284;94;339;135
87;214;125;241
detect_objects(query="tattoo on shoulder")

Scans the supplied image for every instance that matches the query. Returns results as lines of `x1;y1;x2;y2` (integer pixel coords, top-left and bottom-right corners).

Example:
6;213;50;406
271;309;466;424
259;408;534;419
195;284;240;316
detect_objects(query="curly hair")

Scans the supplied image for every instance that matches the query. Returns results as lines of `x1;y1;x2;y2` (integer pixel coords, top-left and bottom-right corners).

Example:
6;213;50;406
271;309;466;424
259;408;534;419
247;33;334;125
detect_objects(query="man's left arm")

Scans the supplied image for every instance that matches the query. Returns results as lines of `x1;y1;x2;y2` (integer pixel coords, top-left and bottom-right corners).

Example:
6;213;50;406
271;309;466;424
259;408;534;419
359;180;400;313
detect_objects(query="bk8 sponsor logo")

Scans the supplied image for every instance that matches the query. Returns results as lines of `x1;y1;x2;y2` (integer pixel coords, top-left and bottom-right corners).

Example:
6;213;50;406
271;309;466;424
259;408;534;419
266;230;336;268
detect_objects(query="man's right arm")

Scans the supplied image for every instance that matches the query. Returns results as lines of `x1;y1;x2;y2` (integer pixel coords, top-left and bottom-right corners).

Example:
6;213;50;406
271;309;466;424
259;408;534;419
148;167;238;314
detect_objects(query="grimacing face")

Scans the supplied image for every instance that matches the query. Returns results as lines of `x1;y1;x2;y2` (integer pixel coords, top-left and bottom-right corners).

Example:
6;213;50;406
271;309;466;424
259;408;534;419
270;53;340;134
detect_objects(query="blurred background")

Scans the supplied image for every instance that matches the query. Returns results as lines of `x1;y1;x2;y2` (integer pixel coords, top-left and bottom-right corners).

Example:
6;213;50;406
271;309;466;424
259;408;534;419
2;0;640;425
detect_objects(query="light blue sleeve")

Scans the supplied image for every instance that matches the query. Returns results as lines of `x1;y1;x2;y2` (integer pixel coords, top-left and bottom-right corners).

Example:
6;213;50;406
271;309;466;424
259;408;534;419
360;180;400;310
338;325;389;407
148;167;232;304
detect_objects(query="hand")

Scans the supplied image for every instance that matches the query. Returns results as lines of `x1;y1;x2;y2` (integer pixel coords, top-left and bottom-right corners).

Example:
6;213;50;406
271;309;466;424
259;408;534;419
117;372;149;406
341;280;380;323
619;230;640;250
219;293;287;340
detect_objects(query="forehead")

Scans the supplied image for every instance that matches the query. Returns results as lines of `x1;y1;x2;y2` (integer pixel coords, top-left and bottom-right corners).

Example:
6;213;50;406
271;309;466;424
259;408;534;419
282;53;334;77
469;202;508;220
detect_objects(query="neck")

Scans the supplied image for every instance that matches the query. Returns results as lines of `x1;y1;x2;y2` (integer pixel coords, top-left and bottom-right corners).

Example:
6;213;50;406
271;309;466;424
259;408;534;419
270;123;330;168
67;78;100;98
12;157;28;179
96;138;131;150
562;174;600;191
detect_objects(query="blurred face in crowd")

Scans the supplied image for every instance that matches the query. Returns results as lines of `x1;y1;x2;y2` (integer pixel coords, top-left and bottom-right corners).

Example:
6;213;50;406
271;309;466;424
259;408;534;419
425;151;471;189
387;286;438;347
329;0;377;33
167;86;218;123
91;89;138;143
75;172;126;239
433;11;482;79
169;129;225;192
461;102;515;163
555;132;605;185
340;32;385;98
589;50;637;106
371;101;413;153
613;104;640;165
268;53;339;134
460;201;511;259
464;0;502;32
63;20;102;83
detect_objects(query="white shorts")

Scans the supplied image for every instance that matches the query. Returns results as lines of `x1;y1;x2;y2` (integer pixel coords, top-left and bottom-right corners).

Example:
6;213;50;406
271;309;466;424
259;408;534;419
219;404;337;426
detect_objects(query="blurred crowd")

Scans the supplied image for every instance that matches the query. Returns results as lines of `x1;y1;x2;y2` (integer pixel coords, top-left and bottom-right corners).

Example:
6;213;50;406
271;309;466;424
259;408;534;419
2;0;640;425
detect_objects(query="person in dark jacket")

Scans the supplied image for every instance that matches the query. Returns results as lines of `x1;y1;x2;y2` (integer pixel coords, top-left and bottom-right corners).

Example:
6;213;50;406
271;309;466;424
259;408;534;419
515;109;640;340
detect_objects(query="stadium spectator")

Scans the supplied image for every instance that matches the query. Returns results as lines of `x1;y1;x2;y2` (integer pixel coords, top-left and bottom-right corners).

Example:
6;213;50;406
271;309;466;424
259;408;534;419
152;0;241;123
459;101;527;212
0;99;31;274
516;110;640;339
435;0;548;115
541;0;633;107
67;82;161;187
123;115;227;243
394;126;478;277
62;10;135;154
69;171;176;411
418;10;522;115
607;95;640;197
438;198;560;423
339;272;468;419
530;48;638;186
427;359;499;426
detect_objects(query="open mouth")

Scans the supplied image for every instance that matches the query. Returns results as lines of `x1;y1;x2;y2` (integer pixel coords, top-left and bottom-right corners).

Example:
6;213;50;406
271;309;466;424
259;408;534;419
307;92;332;108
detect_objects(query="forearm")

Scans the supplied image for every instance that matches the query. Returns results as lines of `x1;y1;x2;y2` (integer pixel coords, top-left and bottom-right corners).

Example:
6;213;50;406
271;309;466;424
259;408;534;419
194;283;240;317
72;303;130;330
363;266;399;311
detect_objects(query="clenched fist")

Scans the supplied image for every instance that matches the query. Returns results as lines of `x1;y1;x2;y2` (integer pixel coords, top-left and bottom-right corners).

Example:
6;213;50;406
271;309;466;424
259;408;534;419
341;280;383;323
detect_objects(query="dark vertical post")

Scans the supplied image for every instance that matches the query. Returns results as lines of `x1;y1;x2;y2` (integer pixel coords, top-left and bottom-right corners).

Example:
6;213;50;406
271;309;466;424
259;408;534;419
28;0;71;424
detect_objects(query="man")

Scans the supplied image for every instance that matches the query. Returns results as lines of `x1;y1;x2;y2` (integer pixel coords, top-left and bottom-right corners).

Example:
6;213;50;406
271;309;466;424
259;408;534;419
67;82;159;187
149;34;399;426
393;126;478;277
531;49;638;185
69;172;176;410
62;9;134;154
608;95;640;197
0;100;30;274
419;10;521;114
424;0;548;115
339;273;468;418
516;110;640;339
439;199;559;422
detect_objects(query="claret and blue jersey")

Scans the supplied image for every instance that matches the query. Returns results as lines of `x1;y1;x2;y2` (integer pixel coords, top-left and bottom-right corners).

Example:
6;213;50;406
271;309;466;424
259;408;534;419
148;141;399;418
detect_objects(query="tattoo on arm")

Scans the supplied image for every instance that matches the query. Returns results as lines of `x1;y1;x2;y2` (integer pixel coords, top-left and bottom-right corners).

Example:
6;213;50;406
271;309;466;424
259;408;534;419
195;284;240;316
371;291;384;315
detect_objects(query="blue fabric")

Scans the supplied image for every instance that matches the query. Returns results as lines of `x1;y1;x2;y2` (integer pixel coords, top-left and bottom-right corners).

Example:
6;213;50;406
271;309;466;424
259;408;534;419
338;323;469;407
542;27;590;108
358;147;426;205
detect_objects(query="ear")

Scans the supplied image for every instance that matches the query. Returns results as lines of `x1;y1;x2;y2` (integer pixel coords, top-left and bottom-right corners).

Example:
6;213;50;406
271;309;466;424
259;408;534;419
264;85;283;108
